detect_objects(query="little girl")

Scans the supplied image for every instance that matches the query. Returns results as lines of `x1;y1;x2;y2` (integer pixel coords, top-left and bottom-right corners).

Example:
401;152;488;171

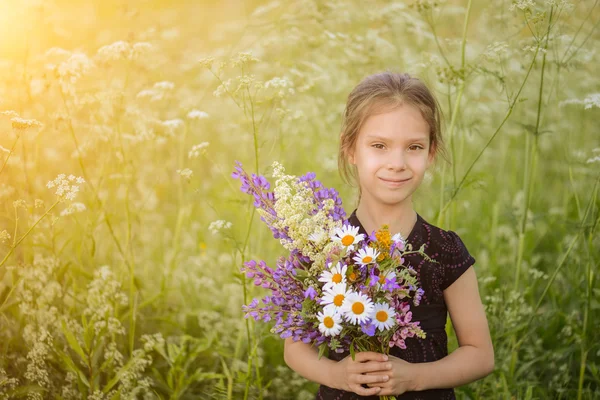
284;72;494;399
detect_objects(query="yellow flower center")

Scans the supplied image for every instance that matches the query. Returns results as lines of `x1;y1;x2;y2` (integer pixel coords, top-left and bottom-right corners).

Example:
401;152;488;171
379;274;386;284
341;235;354;246
323;316;334;329
352;302;365;315
376;310;388;322
332;273;342;283
333;294;345;307
362;256;372;263
348;272;357;282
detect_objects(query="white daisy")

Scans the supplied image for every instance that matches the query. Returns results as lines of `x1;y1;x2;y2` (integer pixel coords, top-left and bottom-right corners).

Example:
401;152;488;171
340;291;374;325
308;229;326;243
331;224;366;251
320;283;349;310
372;302;396;331
318;262;347;290
317;307;343;337
376;269;397;288
352;247;380;266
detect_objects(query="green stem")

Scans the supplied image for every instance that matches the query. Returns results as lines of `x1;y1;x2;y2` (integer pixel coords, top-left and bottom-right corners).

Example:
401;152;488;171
0;200;60;268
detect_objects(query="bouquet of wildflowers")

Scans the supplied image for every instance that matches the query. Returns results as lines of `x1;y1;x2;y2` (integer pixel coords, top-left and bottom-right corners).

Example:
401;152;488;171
232;161;434;396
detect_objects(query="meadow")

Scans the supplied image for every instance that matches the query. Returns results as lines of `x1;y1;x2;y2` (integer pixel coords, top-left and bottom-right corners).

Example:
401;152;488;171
0;0;598;399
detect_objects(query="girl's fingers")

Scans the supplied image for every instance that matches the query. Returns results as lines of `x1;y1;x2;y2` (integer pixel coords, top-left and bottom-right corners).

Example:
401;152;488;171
351;384;381;397
356;361;392;374
355;373;389;385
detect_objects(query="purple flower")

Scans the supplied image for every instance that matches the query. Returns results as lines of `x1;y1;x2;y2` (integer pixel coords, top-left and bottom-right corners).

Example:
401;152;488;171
360;321;376;337
304;286;317;300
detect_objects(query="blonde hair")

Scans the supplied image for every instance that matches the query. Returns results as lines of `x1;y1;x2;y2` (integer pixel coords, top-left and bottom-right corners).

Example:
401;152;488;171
337;71;449;202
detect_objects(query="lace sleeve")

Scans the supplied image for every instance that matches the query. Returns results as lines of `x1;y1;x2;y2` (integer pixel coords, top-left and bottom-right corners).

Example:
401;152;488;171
440;230;476;291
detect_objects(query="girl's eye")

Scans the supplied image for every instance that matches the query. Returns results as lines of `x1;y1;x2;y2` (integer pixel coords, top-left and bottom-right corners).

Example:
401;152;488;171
372;144;385;149
409;145;423;151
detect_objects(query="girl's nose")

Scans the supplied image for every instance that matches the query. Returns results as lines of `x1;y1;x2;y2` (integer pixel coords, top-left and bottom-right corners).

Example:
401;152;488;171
386;150;407;170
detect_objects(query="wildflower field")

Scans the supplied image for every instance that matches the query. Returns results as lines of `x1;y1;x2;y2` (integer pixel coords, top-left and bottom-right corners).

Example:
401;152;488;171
0;0;598;399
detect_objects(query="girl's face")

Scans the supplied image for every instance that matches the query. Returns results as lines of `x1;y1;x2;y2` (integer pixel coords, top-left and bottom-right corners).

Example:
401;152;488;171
348;103;434;207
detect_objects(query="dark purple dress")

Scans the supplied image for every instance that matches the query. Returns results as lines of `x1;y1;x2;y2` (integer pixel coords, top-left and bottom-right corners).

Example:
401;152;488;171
315;209;476;400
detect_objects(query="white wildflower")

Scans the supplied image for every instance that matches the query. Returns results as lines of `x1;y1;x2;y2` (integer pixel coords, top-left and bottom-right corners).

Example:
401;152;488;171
13;199;27;209
0;110;20;118
208;220;232;235
131;42;153;59
198;56;215;68
161;119;184;136
176;168;193;179
509;0;536;10
559;93;600;109
188;142;210;158
11;117;43;130
60;202;87;216
256;161;342;272
0;230;10;244
153;81;175;90
96;40;131;61
140;333;165;352
586;156;600;164
187;109;210;120
230;51;260;67
46;174;85;201
57;52;94;83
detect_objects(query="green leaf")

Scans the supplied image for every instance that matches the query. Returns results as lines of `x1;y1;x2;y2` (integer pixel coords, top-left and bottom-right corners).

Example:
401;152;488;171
317;343;329;360
349;340;356;361
55;347;90;389
61;320;87;363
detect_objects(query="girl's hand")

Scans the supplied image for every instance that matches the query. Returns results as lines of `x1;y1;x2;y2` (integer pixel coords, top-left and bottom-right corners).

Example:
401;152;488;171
330;351;393;396
364;354;416;396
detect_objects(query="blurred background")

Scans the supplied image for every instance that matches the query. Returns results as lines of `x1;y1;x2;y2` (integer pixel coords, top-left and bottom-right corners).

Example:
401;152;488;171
0;0;598;398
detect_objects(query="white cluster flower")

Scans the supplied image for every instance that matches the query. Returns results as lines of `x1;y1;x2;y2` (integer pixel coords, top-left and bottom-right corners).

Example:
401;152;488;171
154;81;175;90
176;168;193;179
96;41;154;62
84;266;128;335
188;142;210;158
545;0;574;10
0;230;10;244
57;52;94;84
483;41;509;61
257;161;342;271
0;368;18;394
140;332;165;352
559;93;600;110
0;110;20;118
97;40;131;61
509;0;536;10
46;174;85;201
208;220;232;235
11;117;43;130
59;202;87;216
197;56;215;69
136;81;175;101
131;42;153;59
264;76;295;97
187;109;210;120
213;78;232;98
586;155;600;164
24;328;53;388
230;51;260;68
161;118;184;136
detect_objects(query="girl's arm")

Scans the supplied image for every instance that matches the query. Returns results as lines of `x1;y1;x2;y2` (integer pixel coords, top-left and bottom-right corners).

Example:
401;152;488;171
411;266;495;391
283;338;392;396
